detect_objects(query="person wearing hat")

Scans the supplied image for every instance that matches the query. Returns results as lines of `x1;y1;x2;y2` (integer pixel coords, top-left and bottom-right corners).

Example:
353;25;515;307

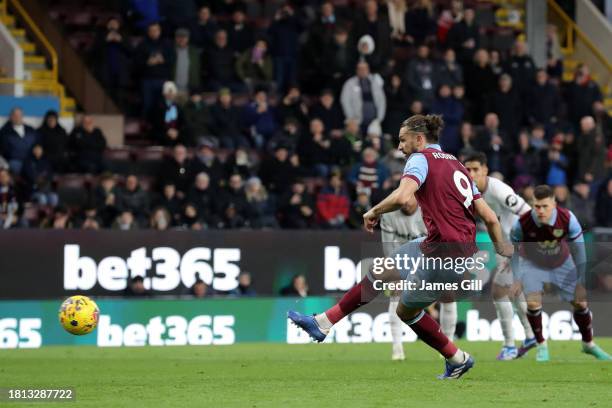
149;81;186;146
173;27;201;96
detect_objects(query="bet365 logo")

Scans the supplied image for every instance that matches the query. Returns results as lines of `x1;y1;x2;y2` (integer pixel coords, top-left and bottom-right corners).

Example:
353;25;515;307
63;245;241;292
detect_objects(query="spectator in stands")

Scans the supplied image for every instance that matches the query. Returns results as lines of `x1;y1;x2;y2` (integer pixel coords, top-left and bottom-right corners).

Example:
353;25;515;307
244;176;278;228
230;271;256;297
135;22;174;116
204;29;243;92
172;28;201;95
511;130;543;189
310;89;345;135
436;48;463;88
153;182;182;224
349;191;371;229
186;172;214;224
546;24;563;81
125;276;148;296
280;273;309;297
189;140;227;188
447;7;478;63
348;147;390;195
457;121;477;157
242;88;279;147
328;124;355;167
475;113;510;175
545;134;569;186
353;0;392;71
236;38;273;92
79;206;101;230
225;147;256;180
0;107;39;174
150;81;186;146
259;145;300;195
210;88;248;148
92;17;130;106
113;210;138;230
404;0;436;45
42;205;73;229
593;100;612;145
505;40;537;103
484;74;521;147
318;26;356;93
569;182;595;230
306;1;339;55
216;173;249;229
117;174;150;224
69;114;107;174
277;86;309;128
528;69;561;128
279;179;314;229
383;74;409;135
342;118;363;154
159;144;191;197
180;207;201;231
0;169;19;229
225;6;254;53
267;3;301;93
562;130;579;185
190;276;210;298
566;64;602;129
38;110;68;173
595;177;612;227
127;0;160;31
93;172;120;227
341;61;386;135
268;118;301;154
190;5;218;49
464;49;496;121
577;116;607;184
404;45;436;109
488;50;504;78
183;91;213;144
432;84;463;155
149;207;172;230
387;0;408;44
21;144;57;207
316;172;350;229
296;118;330;177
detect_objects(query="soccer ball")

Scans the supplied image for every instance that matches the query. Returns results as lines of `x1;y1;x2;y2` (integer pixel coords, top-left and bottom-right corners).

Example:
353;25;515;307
58;295;99;335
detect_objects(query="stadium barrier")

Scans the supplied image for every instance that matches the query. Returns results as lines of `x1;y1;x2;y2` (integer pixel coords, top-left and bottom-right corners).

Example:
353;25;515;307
0;230;609;299
0;297;608;349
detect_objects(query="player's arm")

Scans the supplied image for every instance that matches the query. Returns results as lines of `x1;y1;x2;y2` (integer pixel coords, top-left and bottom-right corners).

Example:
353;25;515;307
363;178;418;232
473;197;513;257
567;212;587;284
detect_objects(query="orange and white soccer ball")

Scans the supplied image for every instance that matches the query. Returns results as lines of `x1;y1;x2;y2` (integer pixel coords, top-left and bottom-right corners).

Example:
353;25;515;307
58;295;100;335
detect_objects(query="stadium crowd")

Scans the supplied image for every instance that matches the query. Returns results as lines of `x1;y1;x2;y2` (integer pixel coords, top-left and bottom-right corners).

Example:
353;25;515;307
0;0;611;231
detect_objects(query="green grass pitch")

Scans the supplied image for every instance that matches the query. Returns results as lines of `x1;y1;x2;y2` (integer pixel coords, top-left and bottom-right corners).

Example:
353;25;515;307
1;340;611;408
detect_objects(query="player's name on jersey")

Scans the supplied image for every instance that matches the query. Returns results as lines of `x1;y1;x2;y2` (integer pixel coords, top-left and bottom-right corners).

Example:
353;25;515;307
430;152;457;160
372;278;483;292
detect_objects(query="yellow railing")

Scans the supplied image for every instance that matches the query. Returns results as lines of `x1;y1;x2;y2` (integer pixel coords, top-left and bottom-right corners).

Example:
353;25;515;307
6;0;58;82
547;0;612;74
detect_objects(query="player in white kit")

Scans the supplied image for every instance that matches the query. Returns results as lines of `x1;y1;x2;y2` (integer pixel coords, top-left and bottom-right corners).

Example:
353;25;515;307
380;199;457;360
461;152;536;360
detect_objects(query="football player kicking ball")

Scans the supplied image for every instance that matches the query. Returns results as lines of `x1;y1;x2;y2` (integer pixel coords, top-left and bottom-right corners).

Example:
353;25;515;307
462;152;537;360
510;185;611;362
289;115;512;379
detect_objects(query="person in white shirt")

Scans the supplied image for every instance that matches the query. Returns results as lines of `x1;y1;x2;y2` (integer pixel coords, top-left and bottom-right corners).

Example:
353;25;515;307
462;152;536;360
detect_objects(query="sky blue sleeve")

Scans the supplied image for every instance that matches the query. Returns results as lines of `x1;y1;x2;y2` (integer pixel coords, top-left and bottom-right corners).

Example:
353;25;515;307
510;219;523;243
402;153;428;187
568;212;583;241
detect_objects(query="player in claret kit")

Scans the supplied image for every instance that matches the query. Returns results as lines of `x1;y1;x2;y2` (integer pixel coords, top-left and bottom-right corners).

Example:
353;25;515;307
289;115;512;379
462;152;537;360
510;185;611;362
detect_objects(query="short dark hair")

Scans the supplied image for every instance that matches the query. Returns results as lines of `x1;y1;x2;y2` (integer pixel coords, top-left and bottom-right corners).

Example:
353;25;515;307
463;151;488;166
401;114;444;143
533;185;554;200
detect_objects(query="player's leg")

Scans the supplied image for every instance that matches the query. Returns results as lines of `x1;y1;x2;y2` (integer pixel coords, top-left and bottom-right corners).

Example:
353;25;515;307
396;300;474;379
524;291;550;362
570;286;611;360
388;294;405;360
288;265;401;342
439;301;457;340
513;291;537;357
492;282;518;360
